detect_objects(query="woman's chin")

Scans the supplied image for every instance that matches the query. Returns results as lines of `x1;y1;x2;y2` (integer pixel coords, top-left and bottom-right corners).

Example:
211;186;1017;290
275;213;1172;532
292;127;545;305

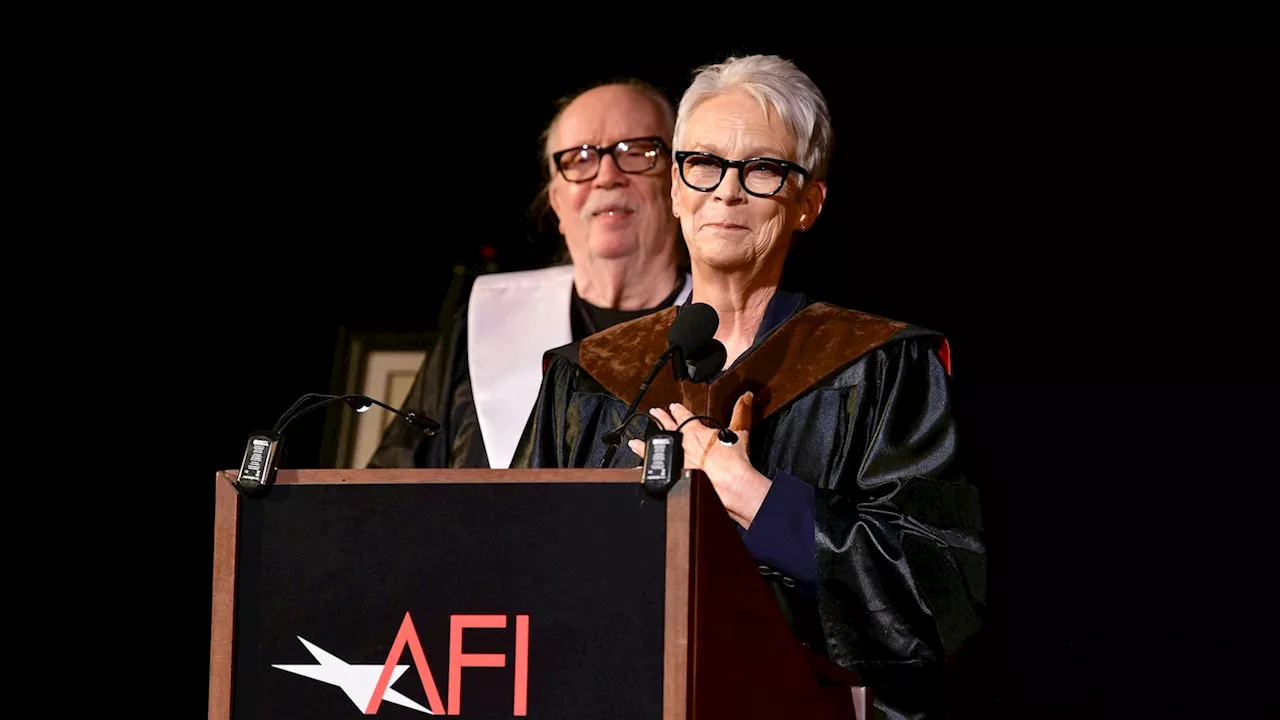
690;240;756;272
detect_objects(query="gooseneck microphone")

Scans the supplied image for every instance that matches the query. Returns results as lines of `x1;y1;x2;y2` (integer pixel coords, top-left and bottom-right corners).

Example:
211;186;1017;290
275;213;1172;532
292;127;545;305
234;393;440;498
597;303;720;468
276;394;441;436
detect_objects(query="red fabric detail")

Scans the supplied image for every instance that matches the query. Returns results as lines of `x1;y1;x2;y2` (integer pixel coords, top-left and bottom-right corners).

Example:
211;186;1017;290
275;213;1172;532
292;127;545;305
937;338;951;376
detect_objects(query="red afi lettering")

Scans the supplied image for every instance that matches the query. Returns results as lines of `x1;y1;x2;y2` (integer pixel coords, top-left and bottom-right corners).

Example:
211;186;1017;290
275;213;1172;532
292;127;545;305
364;612;531;716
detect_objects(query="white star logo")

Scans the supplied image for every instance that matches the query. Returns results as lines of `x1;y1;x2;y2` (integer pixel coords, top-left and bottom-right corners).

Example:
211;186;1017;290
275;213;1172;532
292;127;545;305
272;636;433;714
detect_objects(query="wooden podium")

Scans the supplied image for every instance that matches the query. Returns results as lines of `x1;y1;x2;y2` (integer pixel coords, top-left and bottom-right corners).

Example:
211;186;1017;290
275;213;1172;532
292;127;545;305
209;468;871;719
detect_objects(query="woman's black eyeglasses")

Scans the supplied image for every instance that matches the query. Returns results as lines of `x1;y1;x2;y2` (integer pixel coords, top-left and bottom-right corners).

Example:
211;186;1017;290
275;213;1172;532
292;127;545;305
675;151;809;197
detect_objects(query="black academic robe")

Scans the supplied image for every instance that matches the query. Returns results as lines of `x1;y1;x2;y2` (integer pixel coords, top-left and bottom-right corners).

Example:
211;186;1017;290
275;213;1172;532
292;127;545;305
510;295;986;719
367;303;490;469
367;279;689;470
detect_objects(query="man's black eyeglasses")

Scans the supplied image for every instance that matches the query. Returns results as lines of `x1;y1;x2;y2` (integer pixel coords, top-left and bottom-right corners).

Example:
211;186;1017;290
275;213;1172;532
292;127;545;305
552;137;667;183
675;151;809;197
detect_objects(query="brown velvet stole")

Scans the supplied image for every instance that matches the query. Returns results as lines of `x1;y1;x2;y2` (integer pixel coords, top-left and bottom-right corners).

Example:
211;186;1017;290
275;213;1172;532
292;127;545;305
578;302;911;428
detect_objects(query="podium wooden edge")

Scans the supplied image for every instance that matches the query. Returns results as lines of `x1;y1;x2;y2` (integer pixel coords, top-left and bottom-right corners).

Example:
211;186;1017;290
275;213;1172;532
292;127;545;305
235;467;643;484
208;468;694;720
209;473;238;720
663;474;691;720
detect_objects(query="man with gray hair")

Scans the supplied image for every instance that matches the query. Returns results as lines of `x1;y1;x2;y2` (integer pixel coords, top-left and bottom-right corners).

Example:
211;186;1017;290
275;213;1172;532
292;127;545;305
369;78;692;470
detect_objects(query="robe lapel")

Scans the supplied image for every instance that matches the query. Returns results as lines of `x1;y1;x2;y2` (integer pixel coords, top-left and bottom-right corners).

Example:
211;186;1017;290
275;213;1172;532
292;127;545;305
579;302;918;428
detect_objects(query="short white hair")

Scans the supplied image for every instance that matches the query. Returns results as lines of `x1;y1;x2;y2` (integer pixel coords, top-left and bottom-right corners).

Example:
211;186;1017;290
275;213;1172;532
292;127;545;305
674;54;833;183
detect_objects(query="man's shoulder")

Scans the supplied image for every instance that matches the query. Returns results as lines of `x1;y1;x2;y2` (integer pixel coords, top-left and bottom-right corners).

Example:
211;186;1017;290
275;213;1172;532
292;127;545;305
470;264;575;296
465;264;575;349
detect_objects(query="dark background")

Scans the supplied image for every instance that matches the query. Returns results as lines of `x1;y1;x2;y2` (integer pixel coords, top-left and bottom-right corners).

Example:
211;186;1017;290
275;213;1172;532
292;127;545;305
183;47;1276;717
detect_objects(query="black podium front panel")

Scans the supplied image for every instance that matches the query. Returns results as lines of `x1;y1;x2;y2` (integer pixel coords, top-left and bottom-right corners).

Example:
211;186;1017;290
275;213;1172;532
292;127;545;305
232;481;668;719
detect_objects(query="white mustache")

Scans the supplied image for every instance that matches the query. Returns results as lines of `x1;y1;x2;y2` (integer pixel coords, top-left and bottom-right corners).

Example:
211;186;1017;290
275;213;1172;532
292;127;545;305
581;196;638;220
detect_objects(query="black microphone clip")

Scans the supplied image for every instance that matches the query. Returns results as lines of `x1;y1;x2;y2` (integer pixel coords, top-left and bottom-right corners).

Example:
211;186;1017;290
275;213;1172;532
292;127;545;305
639;417;735;498
639;412;737;497
235;430;284;498
642;430;683;497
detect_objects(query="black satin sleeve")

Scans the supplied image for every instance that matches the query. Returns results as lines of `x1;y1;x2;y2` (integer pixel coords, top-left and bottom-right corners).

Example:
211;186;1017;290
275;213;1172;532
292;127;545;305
509;352;638;470
508;352;570;470
366;303;489;469
817;337;986;719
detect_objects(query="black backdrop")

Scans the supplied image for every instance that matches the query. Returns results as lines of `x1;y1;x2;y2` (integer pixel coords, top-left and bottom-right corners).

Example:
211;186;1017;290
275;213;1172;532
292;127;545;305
185;47;1276;717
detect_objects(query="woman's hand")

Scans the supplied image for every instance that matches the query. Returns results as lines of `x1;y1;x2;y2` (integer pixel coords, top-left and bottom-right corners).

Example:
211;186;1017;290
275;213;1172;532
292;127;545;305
628;392;771;528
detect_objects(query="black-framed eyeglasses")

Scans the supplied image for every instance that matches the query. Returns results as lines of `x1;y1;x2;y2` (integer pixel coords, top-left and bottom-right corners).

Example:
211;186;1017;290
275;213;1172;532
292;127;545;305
675;151;809;198
551;137;667;183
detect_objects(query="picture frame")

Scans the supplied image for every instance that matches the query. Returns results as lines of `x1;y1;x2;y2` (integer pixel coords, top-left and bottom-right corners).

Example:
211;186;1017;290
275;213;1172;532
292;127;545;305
327;329;436;469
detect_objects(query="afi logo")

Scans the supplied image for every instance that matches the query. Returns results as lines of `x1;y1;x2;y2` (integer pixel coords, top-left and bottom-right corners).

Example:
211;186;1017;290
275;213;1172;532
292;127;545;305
274;612;530;716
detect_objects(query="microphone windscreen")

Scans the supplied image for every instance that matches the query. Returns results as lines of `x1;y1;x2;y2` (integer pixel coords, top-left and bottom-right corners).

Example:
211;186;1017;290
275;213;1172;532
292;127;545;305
668;303;719;353
686;339;727;383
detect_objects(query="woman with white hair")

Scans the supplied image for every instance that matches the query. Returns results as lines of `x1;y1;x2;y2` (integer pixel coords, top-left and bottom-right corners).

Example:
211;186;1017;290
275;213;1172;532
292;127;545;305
513;54;985;719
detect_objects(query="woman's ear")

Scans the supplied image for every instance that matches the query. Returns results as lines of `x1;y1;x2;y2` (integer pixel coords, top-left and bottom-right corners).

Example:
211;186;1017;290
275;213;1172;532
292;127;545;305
670;163;680;214
798;180;827;231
